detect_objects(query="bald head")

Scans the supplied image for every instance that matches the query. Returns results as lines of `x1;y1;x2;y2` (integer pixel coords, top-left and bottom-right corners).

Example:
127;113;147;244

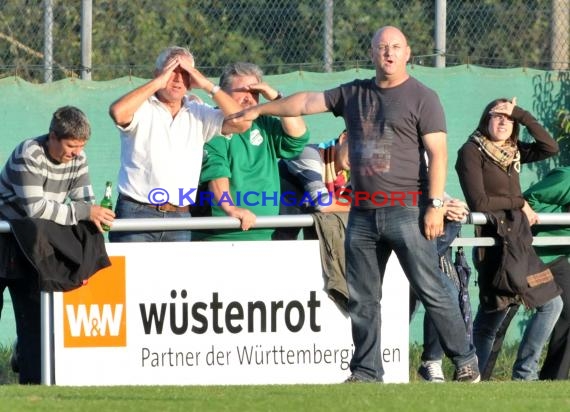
371;26;408;48
370;26;411;86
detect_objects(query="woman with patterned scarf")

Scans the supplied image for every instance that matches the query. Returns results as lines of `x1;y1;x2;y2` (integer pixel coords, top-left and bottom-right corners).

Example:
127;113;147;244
455;97;562;381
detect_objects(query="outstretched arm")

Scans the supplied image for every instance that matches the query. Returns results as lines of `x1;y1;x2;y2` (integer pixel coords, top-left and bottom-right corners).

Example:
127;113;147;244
245;83;308;137
227;91;328;124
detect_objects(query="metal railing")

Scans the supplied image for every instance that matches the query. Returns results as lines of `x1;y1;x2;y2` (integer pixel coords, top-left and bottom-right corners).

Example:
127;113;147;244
2;212;569;246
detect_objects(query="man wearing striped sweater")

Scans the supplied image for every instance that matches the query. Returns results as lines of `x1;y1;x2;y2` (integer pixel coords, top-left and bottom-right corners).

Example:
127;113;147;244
0;106;115;384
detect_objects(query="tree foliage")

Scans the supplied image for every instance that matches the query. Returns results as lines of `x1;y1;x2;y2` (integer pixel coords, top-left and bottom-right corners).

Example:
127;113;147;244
0;0;567;82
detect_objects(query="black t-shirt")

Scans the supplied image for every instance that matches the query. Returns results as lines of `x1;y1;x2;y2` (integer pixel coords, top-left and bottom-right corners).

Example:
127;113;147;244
324;77;446;208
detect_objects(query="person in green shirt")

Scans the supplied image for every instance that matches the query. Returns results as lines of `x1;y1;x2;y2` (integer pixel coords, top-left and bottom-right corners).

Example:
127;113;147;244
524;166;570;380
196;62;309;240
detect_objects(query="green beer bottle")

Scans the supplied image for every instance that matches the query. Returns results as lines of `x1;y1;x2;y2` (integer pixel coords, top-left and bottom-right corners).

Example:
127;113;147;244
100;181;113;231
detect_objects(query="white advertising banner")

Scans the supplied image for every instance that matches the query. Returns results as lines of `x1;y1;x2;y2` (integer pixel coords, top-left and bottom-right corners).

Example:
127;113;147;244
52;240;409;385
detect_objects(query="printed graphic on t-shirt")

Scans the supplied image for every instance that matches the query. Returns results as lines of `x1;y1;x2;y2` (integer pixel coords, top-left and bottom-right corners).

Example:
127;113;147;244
355;127;394;176
249;129;264;146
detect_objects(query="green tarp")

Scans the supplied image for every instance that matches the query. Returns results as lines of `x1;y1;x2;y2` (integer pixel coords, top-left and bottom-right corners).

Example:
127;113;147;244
0;66;567;346
0;66;565;202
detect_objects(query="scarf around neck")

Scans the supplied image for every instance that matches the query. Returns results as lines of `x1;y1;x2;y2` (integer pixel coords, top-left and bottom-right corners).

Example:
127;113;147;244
469;130;520;172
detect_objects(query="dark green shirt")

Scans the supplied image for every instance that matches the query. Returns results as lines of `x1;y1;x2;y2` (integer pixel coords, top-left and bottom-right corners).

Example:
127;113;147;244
196;116;309;241
524;166;570;263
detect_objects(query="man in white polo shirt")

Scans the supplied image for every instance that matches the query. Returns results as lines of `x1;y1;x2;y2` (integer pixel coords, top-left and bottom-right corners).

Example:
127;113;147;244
108;46;251;242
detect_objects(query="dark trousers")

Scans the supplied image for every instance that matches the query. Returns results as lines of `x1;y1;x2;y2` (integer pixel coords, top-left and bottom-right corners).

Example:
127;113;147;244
1;277;41;384
0;232;42;385
540;256;570;380
272;161;315;240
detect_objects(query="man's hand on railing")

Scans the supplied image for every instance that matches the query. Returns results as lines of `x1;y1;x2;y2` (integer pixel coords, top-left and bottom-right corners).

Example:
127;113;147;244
444;198;469;222
227;207;257;231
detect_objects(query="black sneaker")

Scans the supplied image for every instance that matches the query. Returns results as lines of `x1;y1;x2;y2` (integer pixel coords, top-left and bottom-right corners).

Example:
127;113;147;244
343;374;363;383
418;360;445;382
453;361;480;383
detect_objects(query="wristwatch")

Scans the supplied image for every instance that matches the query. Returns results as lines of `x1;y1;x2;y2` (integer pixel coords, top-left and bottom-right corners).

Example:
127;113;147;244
428;198;444;209
208;85;220;98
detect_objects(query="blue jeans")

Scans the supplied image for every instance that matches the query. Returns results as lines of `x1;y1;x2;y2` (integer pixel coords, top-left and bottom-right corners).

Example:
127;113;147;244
108;196;192;242
473;295;563;380
345;207;476;381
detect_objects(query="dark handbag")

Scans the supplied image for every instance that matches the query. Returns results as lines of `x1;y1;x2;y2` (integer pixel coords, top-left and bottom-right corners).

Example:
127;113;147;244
190;182;213;217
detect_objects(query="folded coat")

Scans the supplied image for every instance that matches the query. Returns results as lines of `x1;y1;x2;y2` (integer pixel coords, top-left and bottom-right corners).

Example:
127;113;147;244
475;209;561;311
8;218;111;292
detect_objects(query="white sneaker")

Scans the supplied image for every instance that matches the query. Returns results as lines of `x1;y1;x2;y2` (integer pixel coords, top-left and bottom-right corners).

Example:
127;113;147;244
418;360;445;382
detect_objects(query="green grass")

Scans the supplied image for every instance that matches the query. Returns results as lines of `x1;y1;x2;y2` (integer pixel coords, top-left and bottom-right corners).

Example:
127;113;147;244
1;344;568;412
0;382;569;412
0;345;17;385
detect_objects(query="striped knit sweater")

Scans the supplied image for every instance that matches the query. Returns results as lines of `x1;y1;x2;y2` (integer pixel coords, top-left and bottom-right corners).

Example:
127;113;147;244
283;135;349;211
0;135;94;225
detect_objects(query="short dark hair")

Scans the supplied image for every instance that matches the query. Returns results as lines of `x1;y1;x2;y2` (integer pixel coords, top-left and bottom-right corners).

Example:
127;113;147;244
476;98;520;142
49;106;91;141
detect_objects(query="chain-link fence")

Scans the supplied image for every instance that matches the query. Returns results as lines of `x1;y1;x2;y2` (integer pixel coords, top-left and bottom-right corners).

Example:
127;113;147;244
0;0;568;82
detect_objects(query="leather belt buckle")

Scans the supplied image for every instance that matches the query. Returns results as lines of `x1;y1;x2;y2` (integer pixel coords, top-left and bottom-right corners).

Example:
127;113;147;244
156;203;189;213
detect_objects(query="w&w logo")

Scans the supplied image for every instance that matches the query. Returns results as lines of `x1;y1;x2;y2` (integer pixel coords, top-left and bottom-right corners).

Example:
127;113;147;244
63;256;127;347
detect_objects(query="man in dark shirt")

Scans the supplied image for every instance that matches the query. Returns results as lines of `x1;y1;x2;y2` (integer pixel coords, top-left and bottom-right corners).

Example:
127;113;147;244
229;26;479;383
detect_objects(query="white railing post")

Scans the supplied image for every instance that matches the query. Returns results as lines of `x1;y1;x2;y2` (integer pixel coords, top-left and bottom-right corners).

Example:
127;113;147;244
40;291;54;385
